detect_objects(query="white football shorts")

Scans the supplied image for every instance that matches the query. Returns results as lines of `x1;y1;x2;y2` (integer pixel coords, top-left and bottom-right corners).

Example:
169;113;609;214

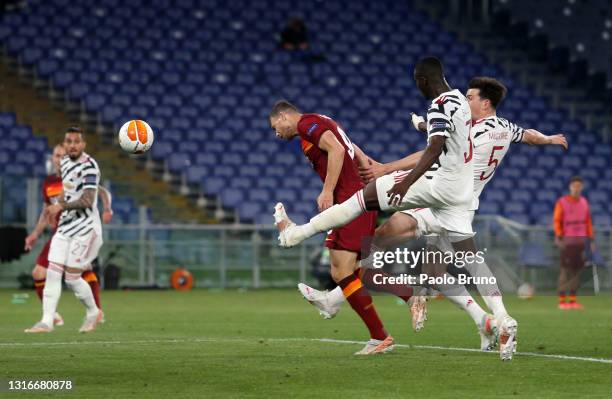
48;227;103;269
376;171;474;236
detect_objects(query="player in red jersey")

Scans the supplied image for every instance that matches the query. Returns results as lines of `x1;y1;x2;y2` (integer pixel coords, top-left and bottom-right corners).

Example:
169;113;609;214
24;143;113;325
269;100;413;355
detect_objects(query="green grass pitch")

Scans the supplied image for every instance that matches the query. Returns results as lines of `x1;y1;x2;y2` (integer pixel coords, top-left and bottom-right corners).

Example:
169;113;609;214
1;289;611;398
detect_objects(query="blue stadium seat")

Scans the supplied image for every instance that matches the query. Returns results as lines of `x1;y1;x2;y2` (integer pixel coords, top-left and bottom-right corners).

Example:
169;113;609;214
150;141;174;161
10;126;31;140
238;202;262;221
167;153;192;173
536;191;558;203
510;190;532;202
249;189;271;202
0;113;16;127
203;177;225;193
3;164;27;175
220;188;244;208
0;150;11;165
505;202;526;214
185;166;208;185
483;189;506;202
231;177;251;189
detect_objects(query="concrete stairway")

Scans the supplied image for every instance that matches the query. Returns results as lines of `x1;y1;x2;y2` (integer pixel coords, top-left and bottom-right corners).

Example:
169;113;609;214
0;59;214;224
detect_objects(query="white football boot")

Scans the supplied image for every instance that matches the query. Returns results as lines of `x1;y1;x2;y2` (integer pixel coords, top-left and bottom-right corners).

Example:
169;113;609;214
273;203;305;248
79;310;103;333
53;312;64;327
498;315;518;361
354;335;395;355
297;283;340;319
408;295;428;332
24;321;53;333
478;314;499;351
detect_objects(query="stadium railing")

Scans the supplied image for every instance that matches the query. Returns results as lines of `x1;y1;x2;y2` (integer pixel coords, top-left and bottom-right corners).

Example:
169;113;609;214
2;211;610;294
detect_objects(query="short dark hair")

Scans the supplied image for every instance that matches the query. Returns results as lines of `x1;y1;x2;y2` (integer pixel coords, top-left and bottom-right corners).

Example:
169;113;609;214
414;56;444;78
269;100;300;118
468;77;508;109
570;176;583;184
66;126;83;134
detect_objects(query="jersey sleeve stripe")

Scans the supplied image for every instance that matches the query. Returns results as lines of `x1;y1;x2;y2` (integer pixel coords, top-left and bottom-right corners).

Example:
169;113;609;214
80;166;98;174
428;131;450;138
444;98;462;107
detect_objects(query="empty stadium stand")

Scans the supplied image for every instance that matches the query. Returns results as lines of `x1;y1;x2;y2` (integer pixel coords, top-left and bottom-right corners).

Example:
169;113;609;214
1;0;610;226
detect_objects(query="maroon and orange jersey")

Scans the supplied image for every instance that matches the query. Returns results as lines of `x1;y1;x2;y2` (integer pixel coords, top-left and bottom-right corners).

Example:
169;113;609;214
42;174;63;228
297;113;364;203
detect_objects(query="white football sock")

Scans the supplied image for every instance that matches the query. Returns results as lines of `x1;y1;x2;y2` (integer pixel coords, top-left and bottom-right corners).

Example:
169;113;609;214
436;274;486;326
308;191;366;234
446;294;487;326
41;263;64;327
65;272;99;318
464;259;508;318
481;295;508;319
327;286;346;307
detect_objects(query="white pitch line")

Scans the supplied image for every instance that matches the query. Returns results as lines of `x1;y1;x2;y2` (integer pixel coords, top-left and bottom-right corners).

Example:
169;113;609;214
2;336;612;365
310;338;612;364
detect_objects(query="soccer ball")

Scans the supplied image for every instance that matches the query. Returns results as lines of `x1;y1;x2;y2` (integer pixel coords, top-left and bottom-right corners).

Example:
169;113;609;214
517;283;535;299
118;120;154;154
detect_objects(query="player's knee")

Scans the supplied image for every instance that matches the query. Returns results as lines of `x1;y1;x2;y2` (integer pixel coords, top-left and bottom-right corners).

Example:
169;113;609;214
329;266;345;281
377;213;417;238
32;266;46;280
65;266;82;274
64;271;82;288
374;219;395;237
329;262;354;283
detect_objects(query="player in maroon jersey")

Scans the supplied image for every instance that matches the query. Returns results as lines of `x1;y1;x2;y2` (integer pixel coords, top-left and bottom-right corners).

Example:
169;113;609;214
269;100;413;355
24;143;113;325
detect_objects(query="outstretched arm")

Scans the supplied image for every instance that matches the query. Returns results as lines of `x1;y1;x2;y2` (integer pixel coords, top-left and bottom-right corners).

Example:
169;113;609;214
359;149;425;183
522;129;568;149
381;150;425;174
387;136;445;206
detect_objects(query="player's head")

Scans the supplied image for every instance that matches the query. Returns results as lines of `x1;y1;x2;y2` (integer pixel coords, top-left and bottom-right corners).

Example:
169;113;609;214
269;100;301;140
414;56;446;99
64;126;86;160
51;143;66;175
569;176;584;197
466;77;508;120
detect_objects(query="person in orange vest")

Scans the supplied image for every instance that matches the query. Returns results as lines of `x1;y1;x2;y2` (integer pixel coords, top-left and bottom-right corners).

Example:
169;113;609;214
553;176;595;310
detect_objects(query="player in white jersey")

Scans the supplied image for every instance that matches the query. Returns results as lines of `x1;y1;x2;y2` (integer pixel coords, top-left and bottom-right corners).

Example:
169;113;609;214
25;126;103;333
297;77;568;361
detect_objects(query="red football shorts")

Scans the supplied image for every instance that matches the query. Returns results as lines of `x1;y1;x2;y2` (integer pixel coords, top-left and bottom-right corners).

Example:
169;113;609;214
36;237;53;268
560;237;586;270
324;210;377;259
